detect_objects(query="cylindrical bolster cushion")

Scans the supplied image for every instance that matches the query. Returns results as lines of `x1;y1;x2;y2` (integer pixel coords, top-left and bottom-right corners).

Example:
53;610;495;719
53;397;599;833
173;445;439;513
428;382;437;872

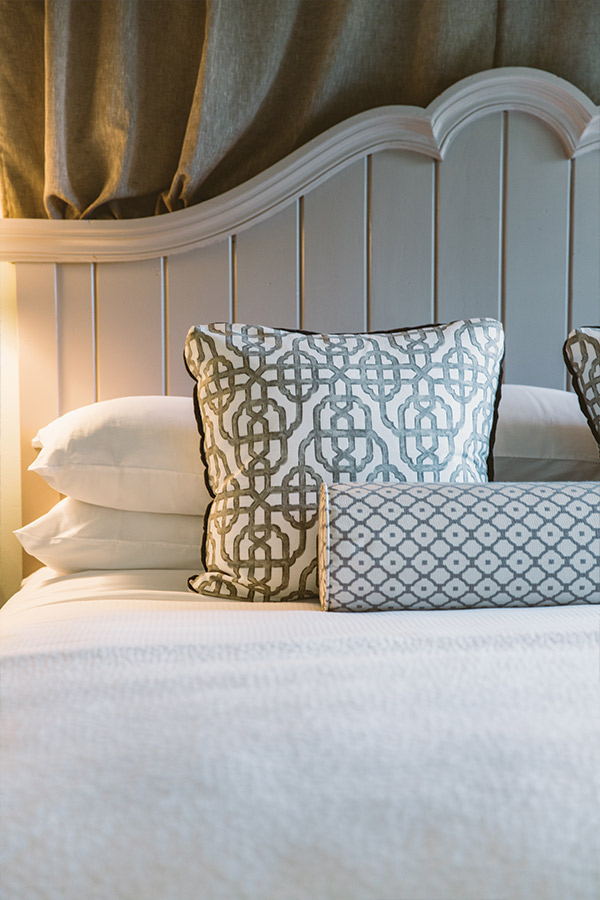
318;481;600;611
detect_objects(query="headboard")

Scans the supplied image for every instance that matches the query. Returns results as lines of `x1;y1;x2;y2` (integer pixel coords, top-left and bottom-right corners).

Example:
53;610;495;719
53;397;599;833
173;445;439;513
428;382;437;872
1;67;599;582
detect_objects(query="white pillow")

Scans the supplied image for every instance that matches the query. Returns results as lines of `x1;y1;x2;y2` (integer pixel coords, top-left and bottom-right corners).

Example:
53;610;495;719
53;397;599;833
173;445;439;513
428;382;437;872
30;396;210;514
493;384;600;481
14;498;204;573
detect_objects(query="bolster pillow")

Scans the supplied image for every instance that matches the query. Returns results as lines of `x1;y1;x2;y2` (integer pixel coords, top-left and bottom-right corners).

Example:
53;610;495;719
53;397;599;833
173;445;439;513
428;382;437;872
318;481;600;611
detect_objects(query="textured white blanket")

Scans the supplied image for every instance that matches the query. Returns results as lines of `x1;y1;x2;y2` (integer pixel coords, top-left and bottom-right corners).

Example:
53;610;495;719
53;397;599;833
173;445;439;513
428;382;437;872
1;569;599;900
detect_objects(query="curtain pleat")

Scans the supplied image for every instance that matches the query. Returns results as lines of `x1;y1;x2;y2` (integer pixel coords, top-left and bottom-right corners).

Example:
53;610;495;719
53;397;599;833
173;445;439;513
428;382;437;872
0;0;598;219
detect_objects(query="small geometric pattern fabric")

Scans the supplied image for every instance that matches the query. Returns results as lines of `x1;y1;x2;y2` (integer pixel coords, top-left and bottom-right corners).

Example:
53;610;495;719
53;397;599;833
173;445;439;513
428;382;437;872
319;481;600;611
564;327;600;452
184;319;504;601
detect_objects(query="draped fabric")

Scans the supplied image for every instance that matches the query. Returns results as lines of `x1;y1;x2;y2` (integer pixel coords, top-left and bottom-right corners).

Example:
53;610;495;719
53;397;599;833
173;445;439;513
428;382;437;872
0;0;598;220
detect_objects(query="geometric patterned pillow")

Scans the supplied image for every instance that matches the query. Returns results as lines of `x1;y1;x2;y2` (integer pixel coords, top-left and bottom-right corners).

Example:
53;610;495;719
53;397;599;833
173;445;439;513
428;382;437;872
184;319;504;602
563;327;600;453
319;481;600;611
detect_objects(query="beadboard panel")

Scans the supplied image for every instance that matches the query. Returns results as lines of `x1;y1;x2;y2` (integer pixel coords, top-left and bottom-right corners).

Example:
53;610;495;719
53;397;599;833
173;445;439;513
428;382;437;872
370;150;435;330
503;113;571;389
571;150;600;329
303;161;366;333
55;263;96;414
15;264;60;574
0;263;22;598
18;114;597;428
235;204;298;330
96;259;163;400
167;241;230;396
437;113;504;324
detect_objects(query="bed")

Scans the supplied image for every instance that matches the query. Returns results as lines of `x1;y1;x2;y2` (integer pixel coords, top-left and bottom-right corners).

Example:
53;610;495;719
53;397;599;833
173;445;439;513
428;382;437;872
1;68;600;900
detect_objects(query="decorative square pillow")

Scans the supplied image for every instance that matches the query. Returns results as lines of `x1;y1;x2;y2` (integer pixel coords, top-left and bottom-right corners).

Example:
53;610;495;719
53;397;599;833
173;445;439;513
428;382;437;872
184;319;504;602
319;481;600;611
563;327;600;452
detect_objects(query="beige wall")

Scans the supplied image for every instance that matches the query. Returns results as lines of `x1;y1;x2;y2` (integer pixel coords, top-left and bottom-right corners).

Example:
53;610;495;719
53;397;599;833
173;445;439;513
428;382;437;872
0;261;22;602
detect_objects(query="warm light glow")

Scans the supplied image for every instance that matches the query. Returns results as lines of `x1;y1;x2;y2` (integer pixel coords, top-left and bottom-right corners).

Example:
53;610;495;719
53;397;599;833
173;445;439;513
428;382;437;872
0;261;23;601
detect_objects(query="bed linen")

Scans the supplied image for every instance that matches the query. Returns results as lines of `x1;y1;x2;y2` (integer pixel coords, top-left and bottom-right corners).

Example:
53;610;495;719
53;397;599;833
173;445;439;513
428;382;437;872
1;568;599;900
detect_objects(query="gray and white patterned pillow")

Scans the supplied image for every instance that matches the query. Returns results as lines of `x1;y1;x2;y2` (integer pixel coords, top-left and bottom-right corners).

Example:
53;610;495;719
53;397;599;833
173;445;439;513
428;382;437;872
319;481;600;611
564;327;600;453
184;319;504;601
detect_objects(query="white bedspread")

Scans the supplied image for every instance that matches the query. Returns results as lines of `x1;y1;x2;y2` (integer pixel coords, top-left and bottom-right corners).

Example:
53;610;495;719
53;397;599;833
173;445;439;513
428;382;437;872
1;568;599;900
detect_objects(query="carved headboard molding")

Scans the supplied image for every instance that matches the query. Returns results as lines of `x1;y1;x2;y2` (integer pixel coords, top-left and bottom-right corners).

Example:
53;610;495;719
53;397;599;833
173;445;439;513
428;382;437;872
1;68;598;264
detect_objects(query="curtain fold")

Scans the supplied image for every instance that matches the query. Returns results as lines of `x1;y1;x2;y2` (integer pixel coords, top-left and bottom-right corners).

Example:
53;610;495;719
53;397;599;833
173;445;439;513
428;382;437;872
0;0;598;220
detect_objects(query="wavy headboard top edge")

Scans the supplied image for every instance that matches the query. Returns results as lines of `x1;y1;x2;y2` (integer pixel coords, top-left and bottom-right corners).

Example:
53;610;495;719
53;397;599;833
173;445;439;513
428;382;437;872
1;67;598;264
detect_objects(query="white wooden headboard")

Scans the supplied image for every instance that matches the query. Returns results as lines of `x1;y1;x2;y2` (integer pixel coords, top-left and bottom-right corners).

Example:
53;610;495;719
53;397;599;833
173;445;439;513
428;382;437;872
1;67;598;581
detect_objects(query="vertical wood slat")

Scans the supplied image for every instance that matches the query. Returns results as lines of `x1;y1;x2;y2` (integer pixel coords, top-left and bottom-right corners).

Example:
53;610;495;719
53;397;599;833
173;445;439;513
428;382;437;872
0;262;23;597
166;241;230;396
55;263;96;415
571;150;600;330
303;160;365;333
370;151;435;330
161;257;169;395
229;235;237;322
500;112;509;331
235;204;297;329
91;262;99;401
433;159;440;323
503;112;571;389
96;259;163;399
364;155;372;332
296;196;305;329
437;113;504;324
566;160;575;341
16;264;60;574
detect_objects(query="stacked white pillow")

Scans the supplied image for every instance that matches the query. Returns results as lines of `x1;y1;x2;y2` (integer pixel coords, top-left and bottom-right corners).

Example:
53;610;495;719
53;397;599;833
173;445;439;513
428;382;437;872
493;383;600;481
29;395;208;513
17;385;600;576
16;498;205;574
16;396;210;574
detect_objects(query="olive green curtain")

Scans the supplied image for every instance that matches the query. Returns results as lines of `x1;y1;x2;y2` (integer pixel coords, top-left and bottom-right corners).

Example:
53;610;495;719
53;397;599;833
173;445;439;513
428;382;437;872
0;0;598;219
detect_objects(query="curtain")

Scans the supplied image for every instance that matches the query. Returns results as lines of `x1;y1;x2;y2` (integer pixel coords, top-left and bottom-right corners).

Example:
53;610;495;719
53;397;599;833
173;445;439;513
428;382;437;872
0;0;598;219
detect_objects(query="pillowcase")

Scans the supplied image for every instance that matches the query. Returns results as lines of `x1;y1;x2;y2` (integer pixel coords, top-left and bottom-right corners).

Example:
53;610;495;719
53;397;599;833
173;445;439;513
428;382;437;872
30;395;210;515
318;481;600;611
184;319;504;602
563;327;600;452
493;383;600;481
14;498;204;574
